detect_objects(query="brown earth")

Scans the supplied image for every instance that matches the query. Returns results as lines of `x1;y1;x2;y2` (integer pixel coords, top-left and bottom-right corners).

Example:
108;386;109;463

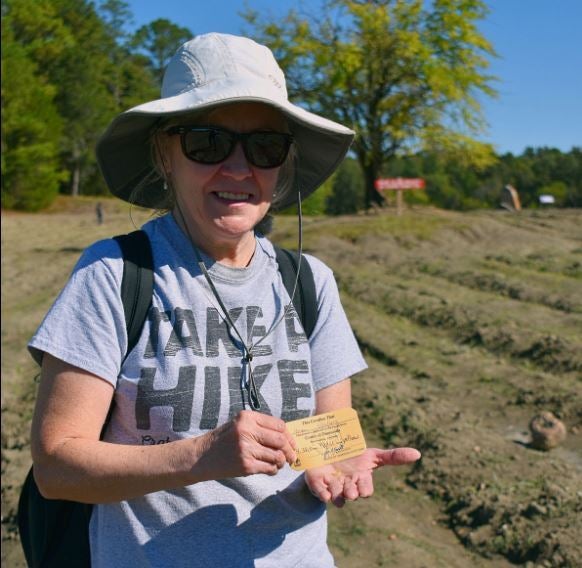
2;200;581;567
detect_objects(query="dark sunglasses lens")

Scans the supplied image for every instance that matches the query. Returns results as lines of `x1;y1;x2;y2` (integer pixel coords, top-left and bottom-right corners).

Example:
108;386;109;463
246;133;291;168
182;130;234;163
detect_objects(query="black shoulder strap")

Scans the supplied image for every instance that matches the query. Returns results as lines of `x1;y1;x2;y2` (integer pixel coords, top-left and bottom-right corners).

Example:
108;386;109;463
274;246;318;339
17;232;154;568
113;230;154;358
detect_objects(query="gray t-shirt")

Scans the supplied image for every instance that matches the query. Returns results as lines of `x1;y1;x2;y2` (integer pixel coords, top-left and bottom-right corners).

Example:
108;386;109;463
29;214;367;568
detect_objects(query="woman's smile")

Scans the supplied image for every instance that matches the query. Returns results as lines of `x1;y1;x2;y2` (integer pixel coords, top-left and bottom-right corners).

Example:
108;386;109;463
214;191;252;202
166;103;287;262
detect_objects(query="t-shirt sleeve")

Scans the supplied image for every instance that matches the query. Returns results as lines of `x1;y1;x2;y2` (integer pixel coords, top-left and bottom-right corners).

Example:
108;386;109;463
305;254;367;391
28;239;127;386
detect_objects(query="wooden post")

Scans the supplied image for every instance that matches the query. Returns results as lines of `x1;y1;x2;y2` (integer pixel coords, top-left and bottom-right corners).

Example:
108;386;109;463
396;189;403;216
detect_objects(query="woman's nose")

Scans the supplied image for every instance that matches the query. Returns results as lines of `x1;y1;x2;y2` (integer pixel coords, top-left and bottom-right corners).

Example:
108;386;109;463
220;142;252;179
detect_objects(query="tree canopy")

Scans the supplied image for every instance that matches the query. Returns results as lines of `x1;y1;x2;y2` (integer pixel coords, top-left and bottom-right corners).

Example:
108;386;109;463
244;0;498;208
1;0;191;209
132;18;192;84
1;6;65;210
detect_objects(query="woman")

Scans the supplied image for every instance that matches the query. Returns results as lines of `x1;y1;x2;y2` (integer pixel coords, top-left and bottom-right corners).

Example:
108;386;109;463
29;33;420;567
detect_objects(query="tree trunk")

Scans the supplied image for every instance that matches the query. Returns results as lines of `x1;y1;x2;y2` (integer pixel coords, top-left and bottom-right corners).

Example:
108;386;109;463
363;164;385;210
71;164;80;197
70;143;81;196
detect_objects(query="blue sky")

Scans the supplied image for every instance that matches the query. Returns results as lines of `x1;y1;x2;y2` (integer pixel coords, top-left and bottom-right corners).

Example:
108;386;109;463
124;0;581;155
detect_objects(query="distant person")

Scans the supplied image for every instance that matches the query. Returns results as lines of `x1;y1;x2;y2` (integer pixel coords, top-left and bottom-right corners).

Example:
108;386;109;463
28;33;420;567
95;201;104;224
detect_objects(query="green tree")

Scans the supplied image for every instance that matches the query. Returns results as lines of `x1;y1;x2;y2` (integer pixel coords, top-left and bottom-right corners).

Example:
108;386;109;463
327;158;365;214
280;177;335;217
560;147;582;207
538;181;568;207
97;0;159;110
2;0;190;208
498;151;537;207
244;0;497;210
98;0;133;45
131;18;193;85
424;172;460;209
50;0;121;196
1;0;67;210
6;0;120;196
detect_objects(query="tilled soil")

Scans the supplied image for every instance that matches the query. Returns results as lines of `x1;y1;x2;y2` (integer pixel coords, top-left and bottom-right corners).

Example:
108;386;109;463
280;208;582;567
2;203;581;567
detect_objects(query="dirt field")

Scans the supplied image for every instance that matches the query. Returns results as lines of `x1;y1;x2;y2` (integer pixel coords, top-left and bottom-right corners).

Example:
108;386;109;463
2;200;581;567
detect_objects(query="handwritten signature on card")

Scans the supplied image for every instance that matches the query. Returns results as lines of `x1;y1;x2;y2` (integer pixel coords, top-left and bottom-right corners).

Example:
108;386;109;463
286;408;367;470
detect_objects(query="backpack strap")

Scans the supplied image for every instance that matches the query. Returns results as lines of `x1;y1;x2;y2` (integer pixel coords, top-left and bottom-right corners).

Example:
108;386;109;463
274;246;318;339
113;230;154;358
17;231;154;568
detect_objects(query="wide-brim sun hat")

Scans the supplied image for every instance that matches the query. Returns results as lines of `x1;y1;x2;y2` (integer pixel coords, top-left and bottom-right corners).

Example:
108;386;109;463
96;33;355;210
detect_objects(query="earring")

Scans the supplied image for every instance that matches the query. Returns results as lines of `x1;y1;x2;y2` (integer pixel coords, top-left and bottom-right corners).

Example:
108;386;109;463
163;180;168;192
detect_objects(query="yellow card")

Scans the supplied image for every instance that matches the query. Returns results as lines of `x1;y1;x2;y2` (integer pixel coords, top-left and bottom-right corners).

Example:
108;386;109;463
286;408;367;471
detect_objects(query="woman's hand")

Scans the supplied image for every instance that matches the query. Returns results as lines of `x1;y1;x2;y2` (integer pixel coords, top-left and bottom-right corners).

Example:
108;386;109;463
304;447;421;507
195;410;298;480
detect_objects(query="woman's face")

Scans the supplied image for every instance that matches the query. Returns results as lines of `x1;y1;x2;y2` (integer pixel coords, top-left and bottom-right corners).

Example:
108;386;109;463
165;102;287;250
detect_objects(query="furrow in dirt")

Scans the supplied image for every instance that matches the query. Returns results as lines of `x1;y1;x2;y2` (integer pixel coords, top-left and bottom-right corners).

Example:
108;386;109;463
337;268;582;374
411;263;581;314
341;294;582;567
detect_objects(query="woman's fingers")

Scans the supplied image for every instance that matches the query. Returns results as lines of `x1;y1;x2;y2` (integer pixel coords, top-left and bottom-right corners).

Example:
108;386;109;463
302;446;421;507
305;475;332;503
373;447;421;467
327;473;346;508
248;447;288;470
235;411;297;467
250;420;297;464
355;474;374;498
342;476;359;501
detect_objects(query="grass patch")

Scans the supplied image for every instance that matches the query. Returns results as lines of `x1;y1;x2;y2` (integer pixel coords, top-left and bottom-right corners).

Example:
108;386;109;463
304;214;456;243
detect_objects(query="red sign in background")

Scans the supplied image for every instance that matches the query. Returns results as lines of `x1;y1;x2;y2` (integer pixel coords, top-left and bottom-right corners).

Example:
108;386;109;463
375;178;425;190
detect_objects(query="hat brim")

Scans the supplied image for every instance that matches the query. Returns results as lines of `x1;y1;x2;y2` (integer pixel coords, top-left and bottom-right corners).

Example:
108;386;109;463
96;86;354;210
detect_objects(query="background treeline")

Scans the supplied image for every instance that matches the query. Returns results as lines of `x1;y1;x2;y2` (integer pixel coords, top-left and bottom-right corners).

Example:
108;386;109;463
2;0;580;213
1;0;191;211
300;146;582;215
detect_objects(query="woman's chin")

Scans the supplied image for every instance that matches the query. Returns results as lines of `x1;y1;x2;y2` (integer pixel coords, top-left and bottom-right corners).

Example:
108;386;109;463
212;219;257;241
210;210;269;238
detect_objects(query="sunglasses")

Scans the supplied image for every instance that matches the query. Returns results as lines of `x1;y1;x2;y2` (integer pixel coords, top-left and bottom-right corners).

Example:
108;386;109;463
165;126;294;169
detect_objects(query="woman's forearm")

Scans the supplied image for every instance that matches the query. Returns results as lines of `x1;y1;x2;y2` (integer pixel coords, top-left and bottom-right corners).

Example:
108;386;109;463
34;407;296;503
33;434;210;503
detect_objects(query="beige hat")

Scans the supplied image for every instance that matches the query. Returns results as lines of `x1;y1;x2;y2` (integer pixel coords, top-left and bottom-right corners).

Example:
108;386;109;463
96;33;354;210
